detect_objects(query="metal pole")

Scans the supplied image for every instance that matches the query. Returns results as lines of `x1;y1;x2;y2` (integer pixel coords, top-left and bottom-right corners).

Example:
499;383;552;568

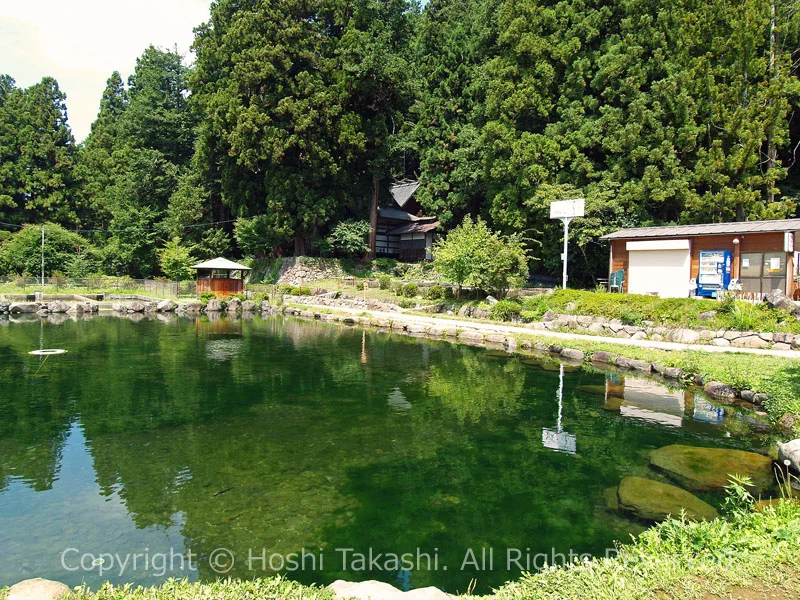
561;217;572;290
41;226;45;286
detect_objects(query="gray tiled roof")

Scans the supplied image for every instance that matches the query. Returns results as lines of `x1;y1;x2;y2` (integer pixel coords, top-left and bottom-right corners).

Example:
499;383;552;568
601;219;800;240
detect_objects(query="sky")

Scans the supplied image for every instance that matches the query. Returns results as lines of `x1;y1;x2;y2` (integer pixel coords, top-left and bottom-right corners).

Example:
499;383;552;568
0;0;212;142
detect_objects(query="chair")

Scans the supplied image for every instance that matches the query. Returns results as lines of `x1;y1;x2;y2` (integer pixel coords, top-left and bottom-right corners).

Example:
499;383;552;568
609;269;625;293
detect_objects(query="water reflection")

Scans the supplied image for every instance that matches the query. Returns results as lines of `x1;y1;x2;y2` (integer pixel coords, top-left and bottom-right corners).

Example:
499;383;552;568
542;364;577;454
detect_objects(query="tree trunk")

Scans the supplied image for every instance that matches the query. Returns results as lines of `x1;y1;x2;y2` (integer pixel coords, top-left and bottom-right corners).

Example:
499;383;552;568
368;173;379;260
766;0;777;204
294;233;306;257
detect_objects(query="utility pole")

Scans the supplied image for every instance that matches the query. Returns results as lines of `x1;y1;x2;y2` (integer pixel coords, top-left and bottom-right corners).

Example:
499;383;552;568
41;226;45;286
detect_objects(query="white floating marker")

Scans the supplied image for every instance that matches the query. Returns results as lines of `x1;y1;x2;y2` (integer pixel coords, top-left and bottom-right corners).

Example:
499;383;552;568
28;349;68;356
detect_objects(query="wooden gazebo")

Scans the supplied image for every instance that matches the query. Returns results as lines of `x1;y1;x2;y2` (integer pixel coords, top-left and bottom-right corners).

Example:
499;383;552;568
191;257;251;299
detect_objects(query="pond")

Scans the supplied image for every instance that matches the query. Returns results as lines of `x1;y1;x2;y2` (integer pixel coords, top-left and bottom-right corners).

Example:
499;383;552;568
0;315;776;593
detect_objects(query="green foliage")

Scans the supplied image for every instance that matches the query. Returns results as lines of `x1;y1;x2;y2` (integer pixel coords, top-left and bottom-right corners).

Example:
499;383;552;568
158;237;195;281
234;216;282;259
372;258;397;273
327;220;371;258
489;299;523;321
723;475;756;515
1;223;94;277
378;274;392;290
425;284;446;300
200;291;216;305
729;301;760;331
432;215;529;297
401;282;419;297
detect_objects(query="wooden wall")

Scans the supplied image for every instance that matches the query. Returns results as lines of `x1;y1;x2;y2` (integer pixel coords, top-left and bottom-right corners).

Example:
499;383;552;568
196;278;243;298
609;232;794;296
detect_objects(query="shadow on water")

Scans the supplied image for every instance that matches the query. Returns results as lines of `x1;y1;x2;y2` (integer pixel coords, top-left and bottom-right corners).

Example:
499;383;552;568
0;315;778;593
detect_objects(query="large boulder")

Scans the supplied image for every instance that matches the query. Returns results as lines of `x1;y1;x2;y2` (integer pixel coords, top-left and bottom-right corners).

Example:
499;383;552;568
7;578;70;600
48;300;70;313
616;476;719;522
9;303;38;314
704;381;737;402
666;328;700;344
650;445;774;493
206;298;222;312
127;301;146;313
0;299;10;313
157;299;177;313
241;300;256;312
227;297;242;312
765;288;800;316
778;439;800;474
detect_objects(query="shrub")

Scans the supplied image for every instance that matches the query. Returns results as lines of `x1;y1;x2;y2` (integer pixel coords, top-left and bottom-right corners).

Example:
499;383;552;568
443;286;455;300
297;287;312;296
159;237;195;281
731;301;759;331
200;291;216;305
327;220;371;257
489;299;523;321
401;283;419;298
372;258;397;273
426;284;446;300
379;274;392;290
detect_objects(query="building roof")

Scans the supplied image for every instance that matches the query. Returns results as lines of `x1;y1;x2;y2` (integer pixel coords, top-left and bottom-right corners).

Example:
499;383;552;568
601;219;800;240
386;221;440;236
190;257;251;271
389;180;420;207
378;207;437;222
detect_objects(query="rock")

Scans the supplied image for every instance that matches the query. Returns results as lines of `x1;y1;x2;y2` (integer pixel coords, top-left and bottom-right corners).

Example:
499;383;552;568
663;367;683;380
458;330;485;345
0;299;10;313
485;295;498;305
615;356;632;369
778;439;800;473
627;359;651;372
650;444;774;493
261;300;271;311
548;344;563;354
472;307;489;319
772;342;792;351
752;393;770;405
241;300;256;312
157;299;177;313
616;476;719;522
765;288;800;316
111;303;126;312
777;413;798;437
227;297;242;312
9;303;38;314
731;335;770;349
631;331;647;340
48;300;69;313
183;302;203;313
666;328;700;344
533;342;549;353
7;578;70;600
542;310;556;322
206;298;222;312
328;580;454;600
128;301;146;313
711;338;731;347
457;305;471;318
704;381;737;402
560;348;585;361
739;390;755;402
699;310;717;321
591;351;616;365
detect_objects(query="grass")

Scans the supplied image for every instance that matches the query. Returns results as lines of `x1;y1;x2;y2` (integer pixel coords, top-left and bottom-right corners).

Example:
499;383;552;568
6;502;797;600
519;289;800;334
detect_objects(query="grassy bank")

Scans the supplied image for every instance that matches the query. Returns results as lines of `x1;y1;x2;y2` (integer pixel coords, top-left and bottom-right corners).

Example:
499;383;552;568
4;501;797;600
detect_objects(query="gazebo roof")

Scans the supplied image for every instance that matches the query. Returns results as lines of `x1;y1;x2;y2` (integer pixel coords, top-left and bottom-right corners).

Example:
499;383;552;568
190;257;251;271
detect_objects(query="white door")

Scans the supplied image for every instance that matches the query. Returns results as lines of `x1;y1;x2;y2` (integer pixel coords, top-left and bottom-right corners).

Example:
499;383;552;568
628;249;691;297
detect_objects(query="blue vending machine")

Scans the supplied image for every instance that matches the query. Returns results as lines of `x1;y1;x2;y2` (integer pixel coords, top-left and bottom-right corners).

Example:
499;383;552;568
697;250;732;297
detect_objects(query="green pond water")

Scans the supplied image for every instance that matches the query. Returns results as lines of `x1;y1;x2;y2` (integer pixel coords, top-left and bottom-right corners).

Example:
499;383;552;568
0;314;776;593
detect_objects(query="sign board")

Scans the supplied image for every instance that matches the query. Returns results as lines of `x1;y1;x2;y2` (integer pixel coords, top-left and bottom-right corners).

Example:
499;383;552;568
550;199;585;220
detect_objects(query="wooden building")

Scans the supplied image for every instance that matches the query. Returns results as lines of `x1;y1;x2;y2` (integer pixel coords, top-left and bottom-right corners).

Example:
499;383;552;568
600;219;800;299
375;180;440;262
191;257;251;298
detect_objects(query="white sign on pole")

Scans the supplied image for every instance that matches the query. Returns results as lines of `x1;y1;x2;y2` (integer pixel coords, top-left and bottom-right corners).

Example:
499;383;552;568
549;199;585;219
549;199;585;289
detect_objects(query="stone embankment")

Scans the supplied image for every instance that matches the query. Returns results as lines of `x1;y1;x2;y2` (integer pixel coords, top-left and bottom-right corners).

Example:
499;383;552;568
0;299;98;316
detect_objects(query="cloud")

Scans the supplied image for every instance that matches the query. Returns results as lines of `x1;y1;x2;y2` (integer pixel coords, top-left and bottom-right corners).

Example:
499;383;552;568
0;0;211;142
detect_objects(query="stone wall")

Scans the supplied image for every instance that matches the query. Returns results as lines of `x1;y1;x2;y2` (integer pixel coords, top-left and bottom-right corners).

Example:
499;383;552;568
527;312;800;351
277;257;346;286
